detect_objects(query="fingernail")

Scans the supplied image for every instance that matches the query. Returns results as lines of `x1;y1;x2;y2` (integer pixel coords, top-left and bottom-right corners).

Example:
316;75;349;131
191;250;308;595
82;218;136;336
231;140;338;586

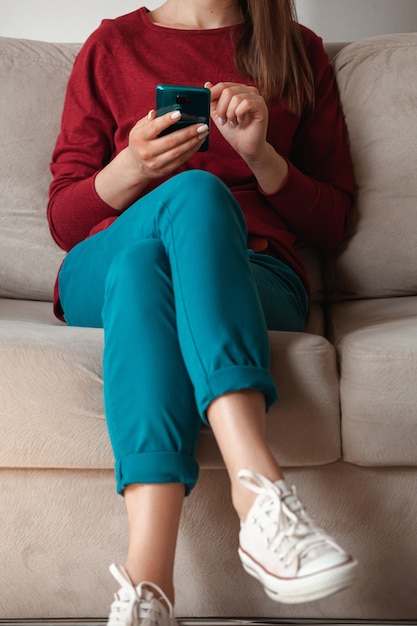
218;117;225;126
171;110;181;120
197;124;209;134
147;109;155;120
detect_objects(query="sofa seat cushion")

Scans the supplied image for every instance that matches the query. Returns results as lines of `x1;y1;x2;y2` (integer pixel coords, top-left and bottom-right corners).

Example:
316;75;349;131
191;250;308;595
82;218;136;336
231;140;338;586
328;297;417;466
198;329;341;468
0;298;112;469
0;298;341;470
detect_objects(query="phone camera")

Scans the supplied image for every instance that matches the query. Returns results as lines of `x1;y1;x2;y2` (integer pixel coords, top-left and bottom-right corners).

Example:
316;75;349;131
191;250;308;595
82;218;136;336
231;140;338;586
176;95;191;105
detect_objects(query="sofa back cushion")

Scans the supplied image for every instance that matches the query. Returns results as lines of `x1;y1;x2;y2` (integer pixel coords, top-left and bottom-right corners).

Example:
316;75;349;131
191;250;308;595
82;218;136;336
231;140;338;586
0;36;347;305
0;38;79;300
7;35;411;305
326;33;417;300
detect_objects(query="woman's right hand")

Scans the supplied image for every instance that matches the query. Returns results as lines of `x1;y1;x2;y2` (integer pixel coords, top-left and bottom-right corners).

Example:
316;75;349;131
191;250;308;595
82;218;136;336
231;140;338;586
95;110;208;211
128;109;208;180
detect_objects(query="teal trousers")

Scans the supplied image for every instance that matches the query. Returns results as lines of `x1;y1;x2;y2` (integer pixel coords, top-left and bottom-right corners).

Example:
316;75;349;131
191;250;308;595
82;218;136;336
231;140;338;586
58;171;308;494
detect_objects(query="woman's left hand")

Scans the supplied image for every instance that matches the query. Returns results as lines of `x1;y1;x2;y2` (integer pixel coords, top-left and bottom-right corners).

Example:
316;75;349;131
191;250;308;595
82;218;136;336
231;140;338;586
205;81;288;194
205;81;269;164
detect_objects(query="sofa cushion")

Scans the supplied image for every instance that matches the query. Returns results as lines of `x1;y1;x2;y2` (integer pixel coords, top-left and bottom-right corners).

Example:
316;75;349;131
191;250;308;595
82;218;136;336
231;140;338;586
199;329;341;468
0;298;111;468
0;38;79;300
0;298;341;471
326;34;417;300
328;296;417;465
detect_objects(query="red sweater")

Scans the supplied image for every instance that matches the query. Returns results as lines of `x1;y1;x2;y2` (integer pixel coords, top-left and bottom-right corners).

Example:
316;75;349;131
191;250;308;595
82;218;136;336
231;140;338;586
48;7;355;317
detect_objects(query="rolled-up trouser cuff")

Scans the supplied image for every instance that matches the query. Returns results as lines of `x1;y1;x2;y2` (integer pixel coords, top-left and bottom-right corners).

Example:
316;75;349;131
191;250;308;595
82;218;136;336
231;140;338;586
198;365;278;425
116;451;200;496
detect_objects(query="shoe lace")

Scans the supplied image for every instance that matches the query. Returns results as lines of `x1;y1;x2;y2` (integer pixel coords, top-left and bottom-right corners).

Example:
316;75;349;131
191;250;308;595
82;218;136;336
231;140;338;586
239;470;341;569
108;586;137;626
108;564;174;626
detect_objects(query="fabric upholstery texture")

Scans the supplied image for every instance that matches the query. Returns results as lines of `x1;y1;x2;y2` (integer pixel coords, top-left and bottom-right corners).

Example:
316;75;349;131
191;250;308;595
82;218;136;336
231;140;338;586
0;299;340;470
0;38;74;300
327;34;417;300
1;465;416;619
329;296;417;465
1;33;417;619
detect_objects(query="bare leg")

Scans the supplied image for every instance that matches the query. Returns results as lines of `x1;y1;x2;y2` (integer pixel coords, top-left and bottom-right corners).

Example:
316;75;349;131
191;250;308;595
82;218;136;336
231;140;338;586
121;389;277;603
124;482;185;605
207;389;283;520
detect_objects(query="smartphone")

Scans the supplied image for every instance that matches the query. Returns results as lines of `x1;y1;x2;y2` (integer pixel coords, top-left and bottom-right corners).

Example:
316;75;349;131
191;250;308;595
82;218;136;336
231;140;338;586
156;84;211;152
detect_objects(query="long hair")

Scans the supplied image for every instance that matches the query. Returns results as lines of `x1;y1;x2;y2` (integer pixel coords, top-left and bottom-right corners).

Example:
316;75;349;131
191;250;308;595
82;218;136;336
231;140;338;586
235;0;314;113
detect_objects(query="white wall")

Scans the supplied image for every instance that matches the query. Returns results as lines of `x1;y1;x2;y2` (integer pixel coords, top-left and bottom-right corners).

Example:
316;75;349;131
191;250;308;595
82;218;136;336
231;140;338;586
1;0;417;43
0;0;154;42
296;0;417;42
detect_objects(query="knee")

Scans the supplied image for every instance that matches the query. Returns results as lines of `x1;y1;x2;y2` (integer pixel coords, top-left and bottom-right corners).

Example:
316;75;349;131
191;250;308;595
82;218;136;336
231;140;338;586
174;171;230;205
170;170;245;229
174;170;223;190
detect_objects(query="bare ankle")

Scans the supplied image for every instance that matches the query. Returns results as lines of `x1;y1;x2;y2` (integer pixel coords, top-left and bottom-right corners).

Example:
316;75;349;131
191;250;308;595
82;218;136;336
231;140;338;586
232;481;258;521
232;468;285;521
124;562;175;607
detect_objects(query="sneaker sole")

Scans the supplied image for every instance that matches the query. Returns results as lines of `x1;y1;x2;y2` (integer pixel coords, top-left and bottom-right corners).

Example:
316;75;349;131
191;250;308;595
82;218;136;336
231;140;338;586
238;547;358;604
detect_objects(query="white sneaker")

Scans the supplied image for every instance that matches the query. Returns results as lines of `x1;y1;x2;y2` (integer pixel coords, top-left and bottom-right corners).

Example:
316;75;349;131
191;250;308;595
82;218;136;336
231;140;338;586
107;564;177;626
238;470;358;604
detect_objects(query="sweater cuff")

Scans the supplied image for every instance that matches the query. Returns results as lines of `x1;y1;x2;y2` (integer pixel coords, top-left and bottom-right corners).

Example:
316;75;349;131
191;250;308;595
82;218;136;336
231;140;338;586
259;157;292;197
90;170;122;213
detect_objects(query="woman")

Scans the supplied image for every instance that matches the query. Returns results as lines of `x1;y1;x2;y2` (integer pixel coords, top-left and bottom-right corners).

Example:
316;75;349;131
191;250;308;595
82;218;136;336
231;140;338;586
48;1;358;624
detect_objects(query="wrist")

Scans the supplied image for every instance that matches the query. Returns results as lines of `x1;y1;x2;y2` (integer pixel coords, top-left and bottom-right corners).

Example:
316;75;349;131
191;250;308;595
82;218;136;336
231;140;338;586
95;147;150;211
118;146;151;189
247;143;289;195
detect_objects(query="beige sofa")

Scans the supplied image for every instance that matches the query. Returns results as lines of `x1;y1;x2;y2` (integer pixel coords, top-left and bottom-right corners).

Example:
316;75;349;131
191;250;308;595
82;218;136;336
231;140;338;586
1;31;417;621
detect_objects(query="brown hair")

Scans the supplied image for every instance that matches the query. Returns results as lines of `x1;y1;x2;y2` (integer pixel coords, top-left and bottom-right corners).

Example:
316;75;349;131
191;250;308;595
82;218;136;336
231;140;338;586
235;0;314;113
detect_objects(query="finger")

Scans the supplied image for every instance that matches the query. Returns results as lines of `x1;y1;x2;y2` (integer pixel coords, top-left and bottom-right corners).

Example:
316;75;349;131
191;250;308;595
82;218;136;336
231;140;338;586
232;97;259;125
148;131;209;175
212;86;251;126
208;81;241;102
152;109;182;135
130;108;179;137
205;82;222;124
219;91;246;126
144;121;209;163
207;83;231;124
133;109;183;139
163;125;209;158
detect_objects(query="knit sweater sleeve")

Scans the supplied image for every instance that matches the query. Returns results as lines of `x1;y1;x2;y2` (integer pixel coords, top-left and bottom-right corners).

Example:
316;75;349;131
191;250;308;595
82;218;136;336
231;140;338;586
262;30;355;253
47;22;121;252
